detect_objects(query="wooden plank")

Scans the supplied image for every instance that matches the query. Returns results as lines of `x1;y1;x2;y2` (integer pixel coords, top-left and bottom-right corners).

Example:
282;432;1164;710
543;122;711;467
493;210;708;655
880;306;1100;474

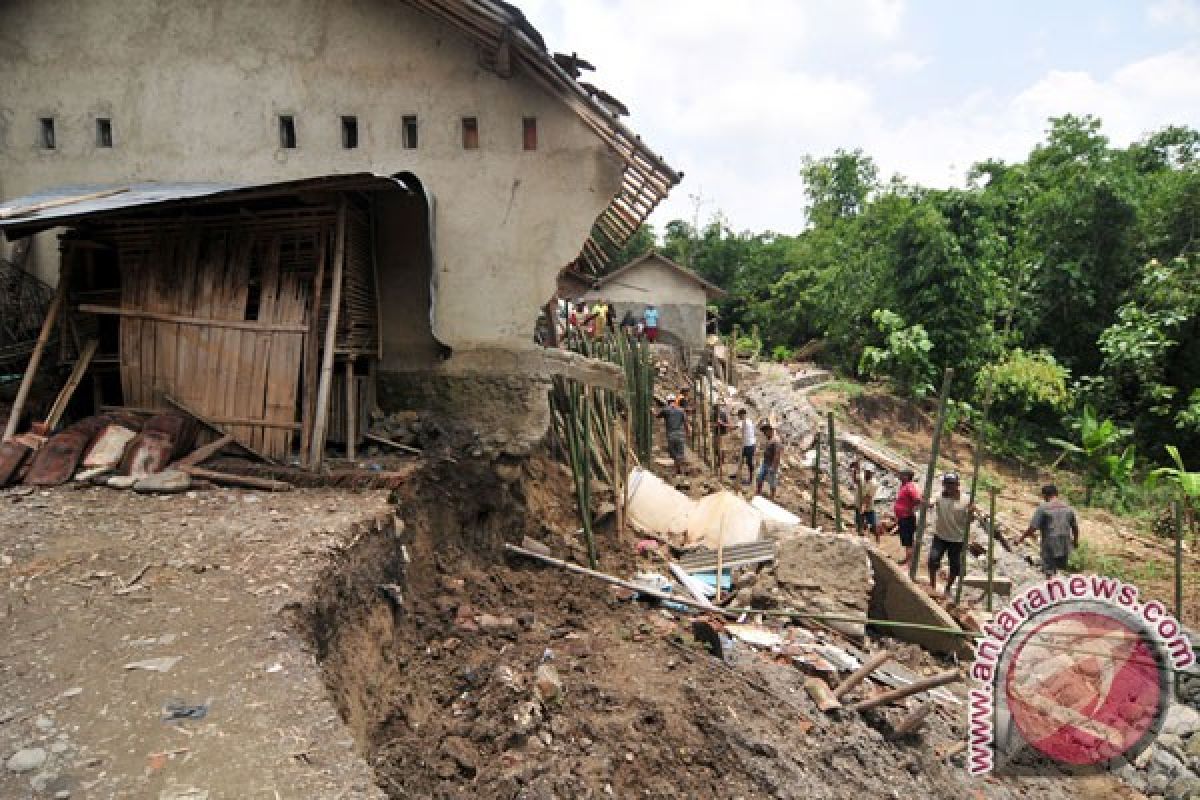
43;338;99;430
300;231;328;464
162;393;278;464
344;360;356;459
832;650;892;700
309;199;347;469
179;465;291;492
78;304;307;333
0;186;129;220
171;435;235;468
4;252;71;440
845;670;961;713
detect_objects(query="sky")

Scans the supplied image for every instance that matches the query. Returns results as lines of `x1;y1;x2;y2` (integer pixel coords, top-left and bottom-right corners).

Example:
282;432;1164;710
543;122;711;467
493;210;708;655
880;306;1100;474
518;0;1200;234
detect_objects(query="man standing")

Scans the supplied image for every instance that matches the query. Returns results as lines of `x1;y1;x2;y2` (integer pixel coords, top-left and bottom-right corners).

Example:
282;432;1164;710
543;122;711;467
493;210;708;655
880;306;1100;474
737;408;756;485
656;394;690;476
755;423;784;500
1016;484;1079;577
928;472;973;601
712;400;731;471
855;465;881;542
894;468;922;567
643;303;660;343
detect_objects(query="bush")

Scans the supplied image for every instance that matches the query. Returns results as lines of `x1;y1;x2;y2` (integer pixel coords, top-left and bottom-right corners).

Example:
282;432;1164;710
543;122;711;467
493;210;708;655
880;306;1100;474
771;344;795;362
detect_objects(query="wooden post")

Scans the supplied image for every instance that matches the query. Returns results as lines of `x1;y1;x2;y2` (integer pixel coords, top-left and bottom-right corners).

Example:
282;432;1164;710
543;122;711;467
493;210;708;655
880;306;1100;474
344;359;356;461
957;374;996;604
986;489;998;613
4;253;71;441
832;650;892;700
810;432;822;529
309;200;347;470
845;670;960;712
854;462;865;536
910;368;954;581
43;338;98;431
299;231;328;464
827;413;843;534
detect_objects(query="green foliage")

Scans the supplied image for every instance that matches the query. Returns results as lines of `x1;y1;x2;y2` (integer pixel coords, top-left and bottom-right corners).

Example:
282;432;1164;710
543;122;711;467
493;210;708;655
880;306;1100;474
1047;404;1135;505
771;344;795;362
648;116;1200;472
1147;445;1200;504
858;310;936;398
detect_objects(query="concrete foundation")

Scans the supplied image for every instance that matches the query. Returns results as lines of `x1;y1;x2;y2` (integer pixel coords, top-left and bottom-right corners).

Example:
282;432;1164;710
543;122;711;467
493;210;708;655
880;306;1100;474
866;548;971;658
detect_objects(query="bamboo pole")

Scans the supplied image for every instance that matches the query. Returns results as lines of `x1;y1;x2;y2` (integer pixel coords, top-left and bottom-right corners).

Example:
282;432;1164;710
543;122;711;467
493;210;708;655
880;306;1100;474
910;368;954;581
43;338;98;430
957;376;997;604
299;231;328;465
827;413;843;534
344;360;356;461
503;543;978;638
308;199;348;470
986;489;998;613
4;254;71;441
810;432;822;529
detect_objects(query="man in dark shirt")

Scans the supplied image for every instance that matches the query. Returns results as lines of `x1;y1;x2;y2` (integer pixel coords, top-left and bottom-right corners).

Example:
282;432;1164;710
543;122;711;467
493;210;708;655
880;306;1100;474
755;423;783;500
1016;484;1080;576
656;394;690;475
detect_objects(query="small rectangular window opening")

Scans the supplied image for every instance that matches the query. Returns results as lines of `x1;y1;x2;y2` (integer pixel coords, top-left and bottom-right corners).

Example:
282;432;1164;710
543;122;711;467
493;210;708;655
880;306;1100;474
341;115;359;149
279;115;297;149
402;115;418;149
522;117;538;151
96;118;113;148
461;116;479;150
39;117;56;150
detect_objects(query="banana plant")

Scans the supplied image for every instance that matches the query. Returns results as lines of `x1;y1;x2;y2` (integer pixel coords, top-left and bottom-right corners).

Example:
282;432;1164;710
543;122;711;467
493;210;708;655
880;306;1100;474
1147;445;1200;546
1047;404;1131;505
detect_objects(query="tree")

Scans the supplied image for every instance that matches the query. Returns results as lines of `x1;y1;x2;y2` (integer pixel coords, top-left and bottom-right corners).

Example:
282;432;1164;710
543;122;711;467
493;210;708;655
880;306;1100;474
1047;405;1133;505
800;149;879;227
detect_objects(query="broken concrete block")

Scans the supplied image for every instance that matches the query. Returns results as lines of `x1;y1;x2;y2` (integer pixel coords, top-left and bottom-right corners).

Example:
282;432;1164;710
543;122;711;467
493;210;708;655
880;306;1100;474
772;532;873;637
865;549;969;657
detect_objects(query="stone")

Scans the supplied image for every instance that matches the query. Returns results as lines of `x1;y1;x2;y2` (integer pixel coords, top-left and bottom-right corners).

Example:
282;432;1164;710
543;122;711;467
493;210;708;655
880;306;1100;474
440;736;478;776
1164;704;1200;737
1149;771;1171;795
6;748;48;773
35;715;54;732
1152;746;1186;780
106;475;138;489
50;742;68;755
1187;734;1200;758
512;700;542;736
478;614;518;635
1167;776;1200;800
535;664;563;702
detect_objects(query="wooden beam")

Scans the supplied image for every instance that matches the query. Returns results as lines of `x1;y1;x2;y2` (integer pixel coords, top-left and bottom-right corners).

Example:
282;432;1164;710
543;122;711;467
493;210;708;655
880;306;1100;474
4;254;70;441
43;338;98;430
170;435;235;468
832;650;892;700
162;394;278;464
178;465;291;492
78;304;307;333
846;670;961;713
345;360;356;461
309;199;348;470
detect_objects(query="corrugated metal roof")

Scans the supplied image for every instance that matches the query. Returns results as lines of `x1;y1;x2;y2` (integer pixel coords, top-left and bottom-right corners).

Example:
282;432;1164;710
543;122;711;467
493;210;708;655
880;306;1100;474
0;173;409;239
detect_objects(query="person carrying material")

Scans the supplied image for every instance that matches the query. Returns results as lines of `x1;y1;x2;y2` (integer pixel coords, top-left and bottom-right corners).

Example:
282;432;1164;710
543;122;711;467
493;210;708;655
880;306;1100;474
642;303;660;342
656;393;690;476
737;408;756;485
1015;484;1079;577
928;472;974;601
619;309;637;337
755;423;783;500
854;464;880;542
894;468;922;566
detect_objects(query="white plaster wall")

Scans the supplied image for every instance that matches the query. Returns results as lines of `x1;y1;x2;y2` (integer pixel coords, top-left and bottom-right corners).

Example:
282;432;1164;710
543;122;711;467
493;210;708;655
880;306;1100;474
584;259;710;349
0;0;623;351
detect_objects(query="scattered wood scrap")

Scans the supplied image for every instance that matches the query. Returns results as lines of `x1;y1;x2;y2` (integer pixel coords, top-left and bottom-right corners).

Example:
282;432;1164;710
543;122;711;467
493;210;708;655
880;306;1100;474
171;435;235;468
363;432;422;456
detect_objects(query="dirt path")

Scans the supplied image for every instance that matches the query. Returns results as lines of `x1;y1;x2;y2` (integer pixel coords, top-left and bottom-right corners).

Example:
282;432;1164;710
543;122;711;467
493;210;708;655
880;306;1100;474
0;485;392;799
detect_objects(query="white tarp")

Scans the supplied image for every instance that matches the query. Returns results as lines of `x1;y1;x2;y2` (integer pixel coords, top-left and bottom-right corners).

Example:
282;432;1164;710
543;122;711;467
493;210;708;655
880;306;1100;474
625;470;767;549
625;468;695;545
685;491;764;549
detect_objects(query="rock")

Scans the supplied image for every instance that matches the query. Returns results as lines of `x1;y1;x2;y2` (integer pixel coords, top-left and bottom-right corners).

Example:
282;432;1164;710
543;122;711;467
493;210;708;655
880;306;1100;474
106;475;138;489
1152;746;1186;780
133;469;191;493
35;715;54;732
1187;734;1200;758
535;664;562;702
1164;704;1200;737
6;748;47;773
1167;775;1200;800
1149;771;1171;795
440;736;478;776
493;664;522;691
512;700;542;736
50;742;68;755
478;614;518;635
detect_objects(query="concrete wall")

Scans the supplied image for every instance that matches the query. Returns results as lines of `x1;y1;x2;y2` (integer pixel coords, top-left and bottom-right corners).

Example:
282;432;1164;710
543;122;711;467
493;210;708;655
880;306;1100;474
0;0;623;357
583;259;709;352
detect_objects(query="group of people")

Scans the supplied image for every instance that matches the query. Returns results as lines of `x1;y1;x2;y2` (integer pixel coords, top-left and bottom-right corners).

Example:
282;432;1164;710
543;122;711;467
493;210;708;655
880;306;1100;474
859;468;1080;601
656;395;783;500
561;299;661;343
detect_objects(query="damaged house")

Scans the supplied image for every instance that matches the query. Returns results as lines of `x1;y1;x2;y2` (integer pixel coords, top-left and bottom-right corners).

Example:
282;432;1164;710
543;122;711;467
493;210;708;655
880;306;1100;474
0;0;679;467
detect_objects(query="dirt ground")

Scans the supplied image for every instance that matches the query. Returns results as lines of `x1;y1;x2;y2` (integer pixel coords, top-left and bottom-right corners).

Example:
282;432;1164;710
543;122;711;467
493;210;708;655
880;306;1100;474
0;483;393;799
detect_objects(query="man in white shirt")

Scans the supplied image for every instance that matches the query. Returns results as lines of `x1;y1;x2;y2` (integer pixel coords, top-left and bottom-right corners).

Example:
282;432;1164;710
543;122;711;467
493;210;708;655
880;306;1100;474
737;408;756;485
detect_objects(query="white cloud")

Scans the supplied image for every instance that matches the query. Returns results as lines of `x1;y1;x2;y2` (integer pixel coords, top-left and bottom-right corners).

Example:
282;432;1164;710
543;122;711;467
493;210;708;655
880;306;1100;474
516;3;1200;234
1148;0;1200;30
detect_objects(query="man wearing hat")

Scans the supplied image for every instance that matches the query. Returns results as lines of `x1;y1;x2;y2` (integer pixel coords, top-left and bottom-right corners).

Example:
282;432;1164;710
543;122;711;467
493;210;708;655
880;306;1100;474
655;393;690;476
928;471;974;601
1016;484;1079;577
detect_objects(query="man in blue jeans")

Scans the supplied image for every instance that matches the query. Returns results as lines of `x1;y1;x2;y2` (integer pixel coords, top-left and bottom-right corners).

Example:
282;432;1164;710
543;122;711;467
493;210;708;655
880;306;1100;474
736;408;756;485
755;423;783;499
